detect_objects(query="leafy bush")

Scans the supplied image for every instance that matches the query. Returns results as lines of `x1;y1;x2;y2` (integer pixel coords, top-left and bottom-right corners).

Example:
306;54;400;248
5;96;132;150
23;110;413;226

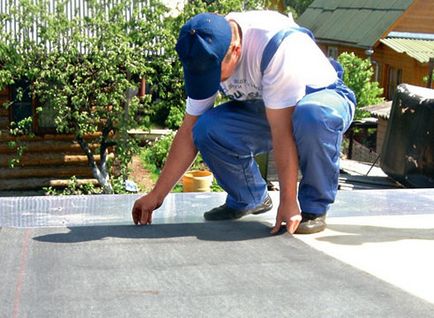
140;132;223;192
338;52;384;119
141;132;203;170
285;0;315;16
143;133;177;170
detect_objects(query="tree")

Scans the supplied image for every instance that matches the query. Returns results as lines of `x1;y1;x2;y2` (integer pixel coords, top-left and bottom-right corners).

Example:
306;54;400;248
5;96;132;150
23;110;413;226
285;0;315;17
265;0;286;13
0;0;167;193
264;0;314;17
338;52;384;119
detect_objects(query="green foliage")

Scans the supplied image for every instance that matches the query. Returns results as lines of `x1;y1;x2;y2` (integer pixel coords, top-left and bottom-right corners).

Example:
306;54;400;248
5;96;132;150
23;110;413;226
143;132;177;170
44;176;102;195
263;0;314;17
110;176;131;194
140;132;223;192
9;116;34;136
1;0;168;193
141;131;204;171
7;114;34;167
210;179;224;192
338;52;384;119
0;44;18;89
6;138;28;168
285;0;314;17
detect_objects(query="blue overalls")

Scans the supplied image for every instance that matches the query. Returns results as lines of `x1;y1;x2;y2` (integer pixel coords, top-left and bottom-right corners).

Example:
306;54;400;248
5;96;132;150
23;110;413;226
192;27;356;215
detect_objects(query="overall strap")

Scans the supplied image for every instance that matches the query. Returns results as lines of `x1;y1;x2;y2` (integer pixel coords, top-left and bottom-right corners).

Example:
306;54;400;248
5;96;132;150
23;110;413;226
260;26;314;76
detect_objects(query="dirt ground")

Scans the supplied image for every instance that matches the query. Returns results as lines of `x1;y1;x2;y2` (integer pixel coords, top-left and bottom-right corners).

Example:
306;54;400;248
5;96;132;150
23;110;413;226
128;155;155;193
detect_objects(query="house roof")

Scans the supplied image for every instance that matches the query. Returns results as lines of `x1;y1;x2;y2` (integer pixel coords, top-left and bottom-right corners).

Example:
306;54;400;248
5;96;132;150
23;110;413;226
296;0;415;49
364;101;392;119
379;37;434;64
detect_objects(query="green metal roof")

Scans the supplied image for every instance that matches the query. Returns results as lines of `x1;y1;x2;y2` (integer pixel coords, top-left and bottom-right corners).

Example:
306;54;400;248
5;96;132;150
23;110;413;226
380;38;434;63
296;0;414;49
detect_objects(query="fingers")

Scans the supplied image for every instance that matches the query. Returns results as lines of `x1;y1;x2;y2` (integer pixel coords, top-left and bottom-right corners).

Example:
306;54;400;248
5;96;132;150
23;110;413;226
132;205;140;225
286;214;302;234
270;215;283;235
141;210;153;225
271;213;302;235
132;202;153;226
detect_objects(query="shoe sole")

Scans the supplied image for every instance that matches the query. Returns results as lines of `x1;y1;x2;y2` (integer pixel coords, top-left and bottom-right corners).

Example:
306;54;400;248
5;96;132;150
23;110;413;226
295;220;326;234
251;205;273;215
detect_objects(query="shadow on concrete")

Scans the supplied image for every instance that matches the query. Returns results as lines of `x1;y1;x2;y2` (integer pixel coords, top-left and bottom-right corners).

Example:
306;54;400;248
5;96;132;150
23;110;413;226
317;224;434;245
32;221;282;244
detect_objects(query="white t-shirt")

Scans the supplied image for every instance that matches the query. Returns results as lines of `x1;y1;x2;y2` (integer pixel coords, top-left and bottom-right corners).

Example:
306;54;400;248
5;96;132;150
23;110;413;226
186;10;337;116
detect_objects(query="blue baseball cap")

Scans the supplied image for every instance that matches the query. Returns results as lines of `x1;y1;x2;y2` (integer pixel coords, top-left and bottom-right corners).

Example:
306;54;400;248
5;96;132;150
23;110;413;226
175;13;231;100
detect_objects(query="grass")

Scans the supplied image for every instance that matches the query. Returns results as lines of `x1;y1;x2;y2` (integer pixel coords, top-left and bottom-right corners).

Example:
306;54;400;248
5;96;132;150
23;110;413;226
138;148;223;193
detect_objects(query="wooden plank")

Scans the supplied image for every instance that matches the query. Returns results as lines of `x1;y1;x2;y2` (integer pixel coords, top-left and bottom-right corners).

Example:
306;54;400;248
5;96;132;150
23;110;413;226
392;0;434;34
0;132;102;142
0;117;8;129
0;140;98;154
0;107;9;116
0;177;98;191
0;166;93;179
0;153;114;167
0;86;10;96
376;45;428;96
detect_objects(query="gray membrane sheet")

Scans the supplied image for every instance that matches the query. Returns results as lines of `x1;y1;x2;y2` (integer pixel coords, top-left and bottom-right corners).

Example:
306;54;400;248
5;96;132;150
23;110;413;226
1;189;434;317
2;189;434;228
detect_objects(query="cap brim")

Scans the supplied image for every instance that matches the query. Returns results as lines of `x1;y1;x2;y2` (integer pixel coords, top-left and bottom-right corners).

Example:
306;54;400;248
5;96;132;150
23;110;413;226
183;63;221;100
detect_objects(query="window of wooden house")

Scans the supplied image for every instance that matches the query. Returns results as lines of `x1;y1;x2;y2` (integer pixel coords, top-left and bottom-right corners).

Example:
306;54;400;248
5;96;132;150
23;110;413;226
386;66;402;100
9;80;33;131
9;80;58;135
34;96;58;134
373;61;380;82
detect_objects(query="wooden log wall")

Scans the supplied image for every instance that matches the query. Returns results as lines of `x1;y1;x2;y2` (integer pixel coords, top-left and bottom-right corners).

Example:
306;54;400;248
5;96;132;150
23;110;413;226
0;89;9;130
0;86;102;192
317;43;429;99
317;44;366;61
374;44;429;96
391;0;434;34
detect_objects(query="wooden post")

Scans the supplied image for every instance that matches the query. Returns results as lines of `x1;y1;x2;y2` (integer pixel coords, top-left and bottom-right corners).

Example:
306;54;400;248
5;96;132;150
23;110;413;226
428;58;433;89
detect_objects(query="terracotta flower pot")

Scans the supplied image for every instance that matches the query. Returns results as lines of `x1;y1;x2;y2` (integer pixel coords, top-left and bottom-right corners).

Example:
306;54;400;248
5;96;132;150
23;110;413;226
182;170;214;192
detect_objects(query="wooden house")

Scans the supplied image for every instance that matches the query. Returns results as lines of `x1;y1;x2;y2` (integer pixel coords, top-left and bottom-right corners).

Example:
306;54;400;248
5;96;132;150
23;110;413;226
0;86;99;192
297;0;434;100
0;0;149;193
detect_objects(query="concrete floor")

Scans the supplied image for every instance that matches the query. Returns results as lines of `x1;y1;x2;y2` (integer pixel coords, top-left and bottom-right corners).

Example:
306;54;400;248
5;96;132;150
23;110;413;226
1;189;434;317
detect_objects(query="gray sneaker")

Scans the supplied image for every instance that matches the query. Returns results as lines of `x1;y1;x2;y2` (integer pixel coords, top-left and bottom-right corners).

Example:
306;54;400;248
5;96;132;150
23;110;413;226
204;195;273;221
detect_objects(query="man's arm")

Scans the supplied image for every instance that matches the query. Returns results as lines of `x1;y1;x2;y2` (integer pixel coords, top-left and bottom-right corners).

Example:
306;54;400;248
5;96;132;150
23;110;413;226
266;107;301;234
132;114;199;225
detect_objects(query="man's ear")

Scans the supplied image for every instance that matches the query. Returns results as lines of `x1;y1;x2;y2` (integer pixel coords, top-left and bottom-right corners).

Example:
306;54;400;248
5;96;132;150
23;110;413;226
233;43;242;57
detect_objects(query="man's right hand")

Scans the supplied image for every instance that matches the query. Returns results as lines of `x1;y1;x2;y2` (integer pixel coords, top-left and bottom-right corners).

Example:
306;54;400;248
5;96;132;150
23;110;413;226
131;114;199;226
131;193;162;225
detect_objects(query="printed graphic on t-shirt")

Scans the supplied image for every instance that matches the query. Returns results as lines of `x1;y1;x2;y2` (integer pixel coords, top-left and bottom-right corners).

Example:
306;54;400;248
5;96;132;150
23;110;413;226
221;78;262;101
